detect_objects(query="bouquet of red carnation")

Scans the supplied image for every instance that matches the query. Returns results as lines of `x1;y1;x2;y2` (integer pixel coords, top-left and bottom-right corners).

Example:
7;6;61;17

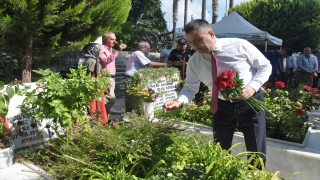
214;70;268;114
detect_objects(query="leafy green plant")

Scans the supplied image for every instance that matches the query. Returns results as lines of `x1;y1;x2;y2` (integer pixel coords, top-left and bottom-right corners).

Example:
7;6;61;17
263;83;318;142
17;116;292;180
0;80;20;149
18;66;110;133
0;52;19;84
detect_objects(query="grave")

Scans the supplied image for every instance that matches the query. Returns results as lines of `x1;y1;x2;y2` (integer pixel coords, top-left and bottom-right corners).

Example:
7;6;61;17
146;76;179;109
5;83;64;149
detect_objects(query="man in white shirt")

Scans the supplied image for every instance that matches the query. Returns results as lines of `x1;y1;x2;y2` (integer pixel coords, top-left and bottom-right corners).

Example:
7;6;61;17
125;41;167;112
159;40;173;63
162;19;271;166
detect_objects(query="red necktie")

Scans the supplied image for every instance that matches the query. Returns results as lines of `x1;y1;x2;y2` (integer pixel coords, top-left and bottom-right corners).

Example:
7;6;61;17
211;51;218;113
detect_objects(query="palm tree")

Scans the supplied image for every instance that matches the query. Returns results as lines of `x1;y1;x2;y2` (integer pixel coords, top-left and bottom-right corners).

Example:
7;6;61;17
172;0;178;42
184;0;193;27
212;0;218;23
202;0;206;20
229;0;234;8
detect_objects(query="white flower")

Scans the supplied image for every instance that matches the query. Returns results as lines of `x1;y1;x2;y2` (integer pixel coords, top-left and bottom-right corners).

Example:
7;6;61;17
167;173;173;177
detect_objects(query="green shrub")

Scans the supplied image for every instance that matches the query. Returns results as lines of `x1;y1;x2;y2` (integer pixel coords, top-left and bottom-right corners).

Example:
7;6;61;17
18;66;110;133
264;83;318;142
0;52;19;84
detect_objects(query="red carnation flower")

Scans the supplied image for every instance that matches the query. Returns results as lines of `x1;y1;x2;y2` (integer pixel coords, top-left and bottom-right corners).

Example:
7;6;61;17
275;81;285;89
291;98;297;102
217;81;228;90
294;108;304;116
197;101;204;106
226;80;236;88
303;85;311;92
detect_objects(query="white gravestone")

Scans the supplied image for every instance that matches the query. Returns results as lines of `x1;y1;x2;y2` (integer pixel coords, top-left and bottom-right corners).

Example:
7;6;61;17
147;76;180;109
5;83;64;149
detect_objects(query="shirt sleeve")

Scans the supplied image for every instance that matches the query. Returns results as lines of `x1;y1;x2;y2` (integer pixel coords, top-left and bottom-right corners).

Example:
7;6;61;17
136;51;151;66
160;50;165;58
99;46;120;66
314;57;318;72
177;56;200;105
243;41;272;92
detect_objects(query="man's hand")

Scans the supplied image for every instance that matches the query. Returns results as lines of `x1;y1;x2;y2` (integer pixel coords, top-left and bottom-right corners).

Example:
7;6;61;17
117;44;127;51
241;86;255;100
314;72;318;77
162;101;182;113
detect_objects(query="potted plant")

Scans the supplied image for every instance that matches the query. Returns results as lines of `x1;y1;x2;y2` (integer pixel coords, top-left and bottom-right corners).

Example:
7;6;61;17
0;80;19;168
137;87;161;119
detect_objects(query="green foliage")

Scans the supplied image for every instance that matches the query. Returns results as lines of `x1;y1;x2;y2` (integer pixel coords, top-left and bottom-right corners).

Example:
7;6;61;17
0;52;19;84
0;0;131;81
18;66;110;133
263;84;318;142
230;0;320;51
17;118;283;179
121;0;168;51
0;80;19;135
154;92;213;127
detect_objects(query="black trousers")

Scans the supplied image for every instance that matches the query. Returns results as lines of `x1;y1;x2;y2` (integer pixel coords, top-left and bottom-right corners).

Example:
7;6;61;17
212;90;266;164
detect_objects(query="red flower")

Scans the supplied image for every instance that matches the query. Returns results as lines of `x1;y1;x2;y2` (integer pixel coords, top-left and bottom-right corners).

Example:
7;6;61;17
275;81;285;89
303;85;311;92
226;80;236;88
291;98;297;102
197;101;204;106
294;108;304;116
214;70;235;90
216;81;228;90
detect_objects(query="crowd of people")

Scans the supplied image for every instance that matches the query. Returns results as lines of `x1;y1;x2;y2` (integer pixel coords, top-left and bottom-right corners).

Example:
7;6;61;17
77;20;320;167
265;47;320;89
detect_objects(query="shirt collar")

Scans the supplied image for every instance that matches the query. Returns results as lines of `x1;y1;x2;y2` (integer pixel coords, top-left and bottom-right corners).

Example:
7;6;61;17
212;38;222;53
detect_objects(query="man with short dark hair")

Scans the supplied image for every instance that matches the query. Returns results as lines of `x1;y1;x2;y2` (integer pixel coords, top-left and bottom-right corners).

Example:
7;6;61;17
163;19;272;166
168;38;193;78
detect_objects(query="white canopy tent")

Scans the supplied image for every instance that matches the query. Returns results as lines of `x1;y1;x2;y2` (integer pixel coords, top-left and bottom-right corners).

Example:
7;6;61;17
174;11;282;52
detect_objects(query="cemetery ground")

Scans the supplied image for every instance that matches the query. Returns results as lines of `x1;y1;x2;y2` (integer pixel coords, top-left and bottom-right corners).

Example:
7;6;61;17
1;67;318;179
1;96;288;180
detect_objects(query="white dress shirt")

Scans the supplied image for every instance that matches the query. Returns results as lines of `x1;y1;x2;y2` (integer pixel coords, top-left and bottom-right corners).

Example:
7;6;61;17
177;38;272;105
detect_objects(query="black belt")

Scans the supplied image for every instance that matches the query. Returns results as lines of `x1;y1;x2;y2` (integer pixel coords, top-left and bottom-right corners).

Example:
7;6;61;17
296;71;308;73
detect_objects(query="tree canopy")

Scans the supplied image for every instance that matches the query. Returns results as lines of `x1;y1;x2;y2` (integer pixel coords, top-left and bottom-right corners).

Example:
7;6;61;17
230;0;320;52
115;0;168;51
0;0;131;82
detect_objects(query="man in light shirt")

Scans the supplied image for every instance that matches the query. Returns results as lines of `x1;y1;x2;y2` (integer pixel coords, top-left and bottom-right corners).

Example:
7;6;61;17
99;32;127;113
125;41;167;112
294;47;317;87
162;19;272;166
159;40;173;63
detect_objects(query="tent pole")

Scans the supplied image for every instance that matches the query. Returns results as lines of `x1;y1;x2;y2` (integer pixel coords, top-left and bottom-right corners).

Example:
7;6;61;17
264;39;267;52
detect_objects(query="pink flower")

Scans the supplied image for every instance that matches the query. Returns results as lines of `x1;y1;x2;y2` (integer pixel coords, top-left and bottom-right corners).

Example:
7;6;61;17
207;91;212;95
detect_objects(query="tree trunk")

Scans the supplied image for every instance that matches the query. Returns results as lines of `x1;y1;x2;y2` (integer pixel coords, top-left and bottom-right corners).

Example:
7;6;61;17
21;42;33;83
202;0;206;20
173;0;178;44
212;0;218;23
184;0;188;27
229;0;234;8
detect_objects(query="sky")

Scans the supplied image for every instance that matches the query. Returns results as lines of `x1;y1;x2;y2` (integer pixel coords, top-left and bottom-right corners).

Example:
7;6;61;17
161;0;249;31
